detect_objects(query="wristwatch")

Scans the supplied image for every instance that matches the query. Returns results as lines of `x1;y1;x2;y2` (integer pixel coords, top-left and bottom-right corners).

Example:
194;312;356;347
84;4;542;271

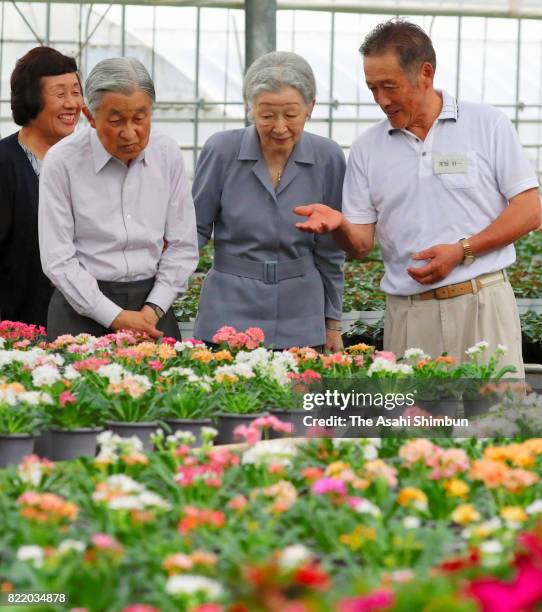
144;302;165;319
459;238;475;266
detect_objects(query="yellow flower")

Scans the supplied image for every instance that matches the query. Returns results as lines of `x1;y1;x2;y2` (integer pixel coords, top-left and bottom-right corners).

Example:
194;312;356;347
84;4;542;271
397;487;428;511
215;373;238;384
340;525;376;550
451;504;480;525
444;479;470;499
325;461;351;477
500;506;528;527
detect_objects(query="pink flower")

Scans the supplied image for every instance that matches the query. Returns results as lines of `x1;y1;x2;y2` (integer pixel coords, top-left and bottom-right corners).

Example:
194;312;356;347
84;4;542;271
252;415;293;434
161;336;177;346
337;589;395;612
122;606;160;612
245;327;265;343
212;326;237;344
233;424;261;445
91;533;121;551
373;351;396;363
74;357;111;372
59;391;76;407
227;332;250;349
311;477;347;496
13;340;31;348
468;556;542;612
189;605;223;612
147;360;163;371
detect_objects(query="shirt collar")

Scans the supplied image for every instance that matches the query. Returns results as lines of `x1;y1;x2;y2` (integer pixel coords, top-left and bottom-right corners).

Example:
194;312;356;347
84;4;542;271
90;127;148;173
387;89;458;135
238;124;315;164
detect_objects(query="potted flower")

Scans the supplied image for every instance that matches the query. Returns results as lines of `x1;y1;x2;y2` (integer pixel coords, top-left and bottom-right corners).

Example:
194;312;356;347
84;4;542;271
45;378;108;461
408;351;463;417
98;368;165;450
0;384;49;467
458;342;518;417
161;382;215;445
256;377;310;439
214;385;266;445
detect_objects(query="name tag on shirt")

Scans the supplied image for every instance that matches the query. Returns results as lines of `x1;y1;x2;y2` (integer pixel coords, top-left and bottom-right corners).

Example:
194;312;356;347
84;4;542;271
433;153;468;174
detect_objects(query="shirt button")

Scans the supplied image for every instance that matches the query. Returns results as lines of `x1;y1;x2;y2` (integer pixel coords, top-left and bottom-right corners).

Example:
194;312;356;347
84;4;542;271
422;152;427;156
127;214;131;220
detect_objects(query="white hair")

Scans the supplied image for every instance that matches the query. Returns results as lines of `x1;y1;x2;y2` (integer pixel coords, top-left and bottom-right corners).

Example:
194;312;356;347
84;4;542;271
243;51;316;119
85;57;155;114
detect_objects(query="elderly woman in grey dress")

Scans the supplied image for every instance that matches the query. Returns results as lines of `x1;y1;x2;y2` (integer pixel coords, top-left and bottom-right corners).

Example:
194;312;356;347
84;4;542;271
193;51;345;350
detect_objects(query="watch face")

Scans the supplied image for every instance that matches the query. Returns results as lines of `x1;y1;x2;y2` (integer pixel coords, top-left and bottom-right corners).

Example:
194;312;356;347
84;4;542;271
464;256;475;266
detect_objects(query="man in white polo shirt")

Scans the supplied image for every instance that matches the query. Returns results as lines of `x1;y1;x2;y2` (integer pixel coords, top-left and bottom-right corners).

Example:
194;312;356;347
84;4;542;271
295;19;540;374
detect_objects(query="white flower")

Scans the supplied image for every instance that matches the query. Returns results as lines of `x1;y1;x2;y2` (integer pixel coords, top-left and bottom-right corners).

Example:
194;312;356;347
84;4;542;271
161;366;197;379
108;475;144;493
23;391;53;406
97;363;125;384
279;544;313;570
496;344;507;355
57;539;86;554
475;341;489;350
368;359;412;376
403;348;427;361
0;338;5;349
63;365;81;380
138;491;171;510
168;430;196;445
480;540;503;555
31;364;61;387
527;500;542;515
17;545;44;567
242;438;298;466
108;495;145;511
201;426;218;439
403;516;420;529
352;498;381;518
165;574;224;598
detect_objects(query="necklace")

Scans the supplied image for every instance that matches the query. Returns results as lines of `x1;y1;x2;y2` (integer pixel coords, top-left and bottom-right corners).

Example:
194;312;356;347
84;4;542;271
277;170;282;183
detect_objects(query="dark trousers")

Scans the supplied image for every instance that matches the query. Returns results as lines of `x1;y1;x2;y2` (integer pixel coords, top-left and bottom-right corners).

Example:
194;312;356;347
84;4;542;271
46;278;181;341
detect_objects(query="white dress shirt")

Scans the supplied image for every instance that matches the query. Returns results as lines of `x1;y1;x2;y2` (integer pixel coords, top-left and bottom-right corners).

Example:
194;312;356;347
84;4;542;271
38;126;198;327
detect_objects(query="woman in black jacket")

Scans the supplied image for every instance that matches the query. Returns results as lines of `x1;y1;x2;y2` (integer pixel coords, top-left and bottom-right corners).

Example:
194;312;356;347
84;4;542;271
0;46;82;327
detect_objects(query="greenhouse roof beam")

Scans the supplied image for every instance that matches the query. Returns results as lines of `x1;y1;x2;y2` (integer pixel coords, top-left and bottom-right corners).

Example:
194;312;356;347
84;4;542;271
16;0;542;20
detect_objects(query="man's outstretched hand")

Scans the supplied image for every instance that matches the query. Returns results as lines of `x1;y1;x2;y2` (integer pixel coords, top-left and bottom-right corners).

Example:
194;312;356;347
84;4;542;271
294;204;343;234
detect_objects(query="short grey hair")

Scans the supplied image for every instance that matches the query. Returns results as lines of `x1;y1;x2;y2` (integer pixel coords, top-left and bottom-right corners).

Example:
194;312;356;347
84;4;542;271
85;57;155;114
243;51;316;116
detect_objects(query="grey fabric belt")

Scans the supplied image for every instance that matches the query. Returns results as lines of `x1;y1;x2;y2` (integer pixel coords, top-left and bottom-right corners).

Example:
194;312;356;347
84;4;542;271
213;251;315;284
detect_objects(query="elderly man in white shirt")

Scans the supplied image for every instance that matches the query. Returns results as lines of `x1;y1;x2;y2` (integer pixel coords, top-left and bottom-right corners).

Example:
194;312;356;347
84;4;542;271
39;58;198;341
295;20;540;374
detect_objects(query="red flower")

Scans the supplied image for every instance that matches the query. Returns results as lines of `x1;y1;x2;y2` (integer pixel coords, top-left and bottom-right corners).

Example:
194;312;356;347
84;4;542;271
293;562;330;590
122;606;160;612
437;548;480;573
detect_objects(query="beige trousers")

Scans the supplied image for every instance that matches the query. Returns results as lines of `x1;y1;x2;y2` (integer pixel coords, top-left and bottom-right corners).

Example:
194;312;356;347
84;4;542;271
384;278;524;377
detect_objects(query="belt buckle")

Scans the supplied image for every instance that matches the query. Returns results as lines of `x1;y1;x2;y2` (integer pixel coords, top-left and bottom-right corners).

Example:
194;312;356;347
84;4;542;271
263;261;278;284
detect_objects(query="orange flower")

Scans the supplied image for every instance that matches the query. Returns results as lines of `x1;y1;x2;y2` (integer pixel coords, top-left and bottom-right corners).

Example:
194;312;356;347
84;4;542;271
397;487;428;511
134;342;157;357
191;349;214;364
158;343;177;361
469;458;508;488
213;350;233;362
